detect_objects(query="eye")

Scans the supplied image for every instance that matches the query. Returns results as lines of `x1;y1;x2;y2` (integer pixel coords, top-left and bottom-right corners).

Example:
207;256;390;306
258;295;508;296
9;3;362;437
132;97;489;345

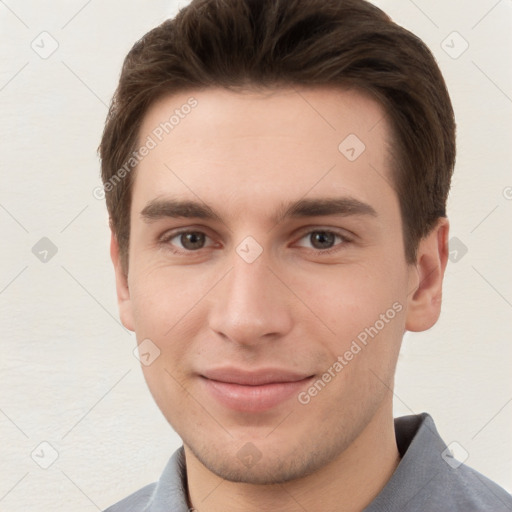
295;230;349;252
162;230;215;252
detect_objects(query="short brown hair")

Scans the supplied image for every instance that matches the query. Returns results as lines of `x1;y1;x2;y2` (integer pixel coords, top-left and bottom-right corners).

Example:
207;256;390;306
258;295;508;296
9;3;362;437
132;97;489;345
99;0;456;273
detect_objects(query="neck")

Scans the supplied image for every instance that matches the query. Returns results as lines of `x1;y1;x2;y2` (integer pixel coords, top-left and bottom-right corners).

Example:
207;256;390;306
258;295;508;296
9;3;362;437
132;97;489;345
184;400;400;512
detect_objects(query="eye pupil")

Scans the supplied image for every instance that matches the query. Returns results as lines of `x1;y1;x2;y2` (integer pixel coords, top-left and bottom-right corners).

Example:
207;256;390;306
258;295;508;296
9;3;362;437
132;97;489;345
310;231;335;249
181;232;205;250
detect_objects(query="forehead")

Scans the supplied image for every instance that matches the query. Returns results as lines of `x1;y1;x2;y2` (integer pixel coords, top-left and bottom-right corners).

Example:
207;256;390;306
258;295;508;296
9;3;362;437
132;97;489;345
132;86;396;223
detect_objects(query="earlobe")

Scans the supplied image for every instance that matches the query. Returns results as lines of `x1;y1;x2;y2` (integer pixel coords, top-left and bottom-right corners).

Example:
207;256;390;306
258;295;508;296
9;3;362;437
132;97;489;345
110;230;135;332
405;218;449;332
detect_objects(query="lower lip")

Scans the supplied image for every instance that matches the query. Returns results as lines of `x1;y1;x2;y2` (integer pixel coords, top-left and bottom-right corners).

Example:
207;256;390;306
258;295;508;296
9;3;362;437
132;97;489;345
200;376;314;413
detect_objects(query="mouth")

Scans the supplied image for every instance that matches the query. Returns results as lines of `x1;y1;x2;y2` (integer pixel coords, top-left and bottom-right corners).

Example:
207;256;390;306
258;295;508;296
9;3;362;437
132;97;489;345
199;367;315;413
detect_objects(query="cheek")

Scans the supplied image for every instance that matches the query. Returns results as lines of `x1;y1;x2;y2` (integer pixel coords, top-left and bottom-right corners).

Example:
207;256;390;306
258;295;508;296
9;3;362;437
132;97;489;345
291;261;406;344
130;265;203;331
130;271;198;417
129;265;219;377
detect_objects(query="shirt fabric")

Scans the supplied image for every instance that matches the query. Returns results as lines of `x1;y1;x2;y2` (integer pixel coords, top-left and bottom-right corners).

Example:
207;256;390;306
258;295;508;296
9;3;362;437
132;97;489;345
103;413;512;511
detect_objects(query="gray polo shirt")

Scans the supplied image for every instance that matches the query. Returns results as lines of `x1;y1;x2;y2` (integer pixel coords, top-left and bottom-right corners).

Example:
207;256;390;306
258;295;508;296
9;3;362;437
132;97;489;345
103;413;512;511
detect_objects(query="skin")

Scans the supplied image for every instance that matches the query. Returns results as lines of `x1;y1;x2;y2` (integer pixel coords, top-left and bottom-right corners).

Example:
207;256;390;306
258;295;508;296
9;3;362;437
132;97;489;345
111;87;449;512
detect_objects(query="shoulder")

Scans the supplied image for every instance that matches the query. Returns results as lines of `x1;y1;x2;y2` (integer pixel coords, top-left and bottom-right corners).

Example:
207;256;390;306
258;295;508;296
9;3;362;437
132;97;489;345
416;414;512;511
101;446;189;512
427;460;512;511
102;482;157;512
366;413;512;511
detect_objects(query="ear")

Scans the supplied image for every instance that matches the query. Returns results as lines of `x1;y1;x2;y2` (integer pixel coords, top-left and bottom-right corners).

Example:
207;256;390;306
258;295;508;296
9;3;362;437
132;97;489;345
110;230;135;332
405;217;449;332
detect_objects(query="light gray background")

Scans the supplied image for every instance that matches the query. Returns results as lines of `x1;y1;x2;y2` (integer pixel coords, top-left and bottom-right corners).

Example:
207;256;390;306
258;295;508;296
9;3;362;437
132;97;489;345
1;0;511;510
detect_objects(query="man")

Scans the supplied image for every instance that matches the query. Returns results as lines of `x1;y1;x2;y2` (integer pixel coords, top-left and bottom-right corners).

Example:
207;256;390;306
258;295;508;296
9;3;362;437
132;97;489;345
99;0;512;510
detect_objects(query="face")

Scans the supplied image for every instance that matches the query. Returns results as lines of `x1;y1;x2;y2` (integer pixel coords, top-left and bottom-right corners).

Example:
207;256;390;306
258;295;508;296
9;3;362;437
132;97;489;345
112;87;441;484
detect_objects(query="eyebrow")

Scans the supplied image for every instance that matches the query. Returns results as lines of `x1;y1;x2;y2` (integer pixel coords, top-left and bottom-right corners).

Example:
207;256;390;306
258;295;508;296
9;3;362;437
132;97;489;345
140;196;377;224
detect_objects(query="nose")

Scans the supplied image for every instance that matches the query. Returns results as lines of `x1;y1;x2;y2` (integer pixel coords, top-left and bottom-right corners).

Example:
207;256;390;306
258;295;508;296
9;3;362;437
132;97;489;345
208;253;294;347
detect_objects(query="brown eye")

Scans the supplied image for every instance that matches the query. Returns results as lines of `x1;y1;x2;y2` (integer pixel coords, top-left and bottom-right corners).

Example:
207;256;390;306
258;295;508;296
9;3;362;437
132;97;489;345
309;231;336;249
162;230;214;253
294;229;350;253
179;231;206;250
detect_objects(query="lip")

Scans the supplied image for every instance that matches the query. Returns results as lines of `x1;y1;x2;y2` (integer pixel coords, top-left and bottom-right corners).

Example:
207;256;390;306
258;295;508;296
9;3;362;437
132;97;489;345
199;367;315;413
201;367;312;385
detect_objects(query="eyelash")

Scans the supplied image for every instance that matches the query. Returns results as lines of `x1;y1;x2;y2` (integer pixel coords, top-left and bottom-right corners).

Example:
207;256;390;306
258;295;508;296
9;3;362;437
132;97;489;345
159;228;353;256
